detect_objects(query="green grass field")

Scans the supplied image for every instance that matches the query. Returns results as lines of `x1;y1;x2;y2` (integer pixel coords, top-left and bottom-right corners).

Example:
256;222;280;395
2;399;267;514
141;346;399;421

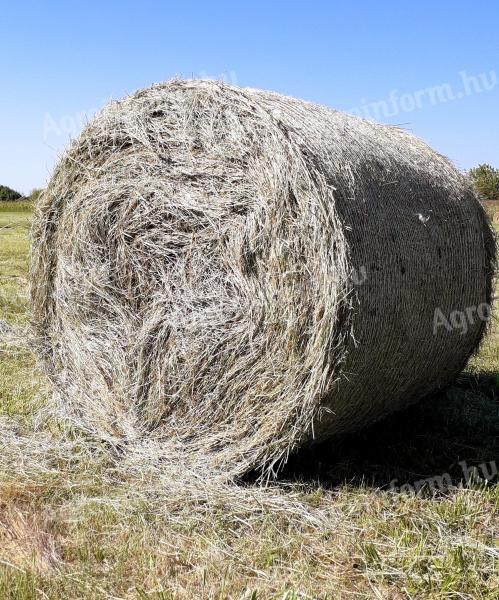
0;205;497;599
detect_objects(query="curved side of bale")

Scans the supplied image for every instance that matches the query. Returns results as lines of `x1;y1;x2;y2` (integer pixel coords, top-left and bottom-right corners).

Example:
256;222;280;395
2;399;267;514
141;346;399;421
252;90;496;440
30;80;496;477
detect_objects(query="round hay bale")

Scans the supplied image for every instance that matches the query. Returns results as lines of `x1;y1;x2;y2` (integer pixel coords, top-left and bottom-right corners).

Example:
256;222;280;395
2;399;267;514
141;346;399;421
30;80;496;477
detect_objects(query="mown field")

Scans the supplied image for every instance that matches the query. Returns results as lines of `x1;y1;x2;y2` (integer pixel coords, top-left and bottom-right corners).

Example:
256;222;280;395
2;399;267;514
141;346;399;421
0;202;497;599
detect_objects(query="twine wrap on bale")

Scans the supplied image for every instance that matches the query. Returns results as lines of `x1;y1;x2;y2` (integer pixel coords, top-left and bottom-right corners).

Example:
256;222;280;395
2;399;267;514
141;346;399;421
30;80;496;478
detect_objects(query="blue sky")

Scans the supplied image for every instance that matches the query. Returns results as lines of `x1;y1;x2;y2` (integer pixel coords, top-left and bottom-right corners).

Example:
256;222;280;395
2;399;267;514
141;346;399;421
1;1;498;195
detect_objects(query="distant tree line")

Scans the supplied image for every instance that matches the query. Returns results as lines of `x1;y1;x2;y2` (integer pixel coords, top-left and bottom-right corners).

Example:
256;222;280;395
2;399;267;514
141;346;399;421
0;185;43;202
0;185;22;201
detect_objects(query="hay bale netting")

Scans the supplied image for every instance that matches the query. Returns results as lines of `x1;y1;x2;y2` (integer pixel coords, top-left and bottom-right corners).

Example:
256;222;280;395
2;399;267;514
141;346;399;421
30;80;496;477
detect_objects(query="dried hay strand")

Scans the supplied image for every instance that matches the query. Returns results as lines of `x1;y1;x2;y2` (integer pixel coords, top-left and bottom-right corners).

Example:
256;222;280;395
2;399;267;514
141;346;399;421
30;80;496;479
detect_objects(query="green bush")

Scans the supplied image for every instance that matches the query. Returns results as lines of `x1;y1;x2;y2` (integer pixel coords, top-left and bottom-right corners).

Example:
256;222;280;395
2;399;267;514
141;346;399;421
469;164;499;201
27;188;43;203
0;185;22;201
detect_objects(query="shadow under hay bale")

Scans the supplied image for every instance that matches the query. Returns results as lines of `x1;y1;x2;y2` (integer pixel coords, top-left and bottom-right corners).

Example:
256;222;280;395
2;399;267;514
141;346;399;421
29;79;496;479
276;376;499;491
